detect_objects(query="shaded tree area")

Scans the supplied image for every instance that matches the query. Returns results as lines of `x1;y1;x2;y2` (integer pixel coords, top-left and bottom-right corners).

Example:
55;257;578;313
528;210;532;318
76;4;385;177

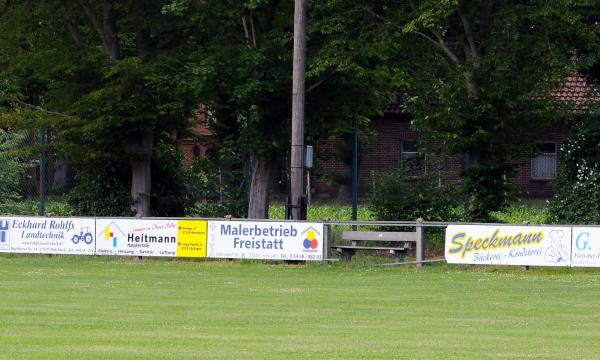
350;0;599;221
170;0;406;218
549;4;600;224
0;1;200;216
1;1;599;221
0;0;405;218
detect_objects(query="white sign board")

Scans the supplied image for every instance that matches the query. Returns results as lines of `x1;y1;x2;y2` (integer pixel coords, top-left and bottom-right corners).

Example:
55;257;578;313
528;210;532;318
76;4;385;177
571;227;600;267
95;218;208;258
0;216;95;255
207;221;324;261
445;225;571;266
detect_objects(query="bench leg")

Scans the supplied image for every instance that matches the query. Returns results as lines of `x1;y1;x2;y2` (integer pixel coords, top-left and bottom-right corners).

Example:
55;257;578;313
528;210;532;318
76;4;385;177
336;248;356;261
393;250;406;263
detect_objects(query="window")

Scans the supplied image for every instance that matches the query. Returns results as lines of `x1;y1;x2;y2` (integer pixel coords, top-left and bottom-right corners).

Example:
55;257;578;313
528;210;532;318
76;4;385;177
531;142;556;180
192;145;202;158
401;140;426;175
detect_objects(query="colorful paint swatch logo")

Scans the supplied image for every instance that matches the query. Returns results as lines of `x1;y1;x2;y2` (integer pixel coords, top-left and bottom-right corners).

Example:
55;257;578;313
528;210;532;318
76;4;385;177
302;227;320;250
98;222;125;248
105;227;117;247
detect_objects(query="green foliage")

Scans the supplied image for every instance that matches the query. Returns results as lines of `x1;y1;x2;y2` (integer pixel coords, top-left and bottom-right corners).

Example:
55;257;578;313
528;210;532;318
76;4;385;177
339;0;597;221
67;165;132;217
490;203;550;225
549;119;600;224
186;158;248;218
0;0;199;216
173;0;405;217
0;130;28;201
269;203;376;221
368;168;458;222
462;164;515;222
0;197;73;216
66;142;235;218
150;143;196;217
368;168;459;251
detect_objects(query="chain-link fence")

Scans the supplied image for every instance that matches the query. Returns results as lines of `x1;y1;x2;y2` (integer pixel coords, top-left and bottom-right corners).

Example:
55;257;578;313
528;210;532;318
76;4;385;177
0;128;65;215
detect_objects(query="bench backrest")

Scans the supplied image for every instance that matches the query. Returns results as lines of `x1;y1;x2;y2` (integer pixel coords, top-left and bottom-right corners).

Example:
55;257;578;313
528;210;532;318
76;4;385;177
342;230;417;242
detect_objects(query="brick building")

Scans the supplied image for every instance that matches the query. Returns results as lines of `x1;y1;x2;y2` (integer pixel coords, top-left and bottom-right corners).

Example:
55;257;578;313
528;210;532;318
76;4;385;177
313;76;595;199
178;110;216;165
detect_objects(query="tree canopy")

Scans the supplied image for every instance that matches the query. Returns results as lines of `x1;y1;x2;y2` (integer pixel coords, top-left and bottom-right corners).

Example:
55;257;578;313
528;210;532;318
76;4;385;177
335;0;599;220
1;0;599;220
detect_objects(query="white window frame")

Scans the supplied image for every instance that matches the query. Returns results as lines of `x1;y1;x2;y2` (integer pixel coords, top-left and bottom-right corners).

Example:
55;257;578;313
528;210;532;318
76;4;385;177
401;140;426;176
531;142;557;180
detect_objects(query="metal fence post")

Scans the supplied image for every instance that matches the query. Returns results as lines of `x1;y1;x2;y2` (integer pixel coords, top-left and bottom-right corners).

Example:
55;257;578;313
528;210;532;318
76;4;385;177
323;224;331;260
416;218;426;268
38;128;46;216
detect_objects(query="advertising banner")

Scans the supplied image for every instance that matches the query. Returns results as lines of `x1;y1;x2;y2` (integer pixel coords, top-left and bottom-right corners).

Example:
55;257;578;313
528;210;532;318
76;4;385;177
445;225;572;266
0;216;95;255
571;228;600;267
207;221;324;261
95;219;207;257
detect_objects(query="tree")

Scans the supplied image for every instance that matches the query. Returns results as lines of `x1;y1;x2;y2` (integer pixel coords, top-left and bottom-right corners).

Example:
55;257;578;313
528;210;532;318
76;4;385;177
337;0;597;220
0;0;198;216
172;0;404;218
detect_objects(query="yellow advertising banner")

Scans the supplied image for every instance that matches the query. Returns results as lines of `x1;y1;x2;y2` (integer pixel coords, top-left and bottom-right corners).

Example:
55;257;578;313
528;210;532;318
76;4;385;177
176;220;207;258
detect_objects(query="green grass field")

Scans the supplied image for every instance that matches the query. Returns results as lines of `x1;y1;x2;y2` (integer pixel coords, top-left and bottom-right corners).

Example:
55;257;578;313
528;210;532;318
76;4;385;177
1;255;600;359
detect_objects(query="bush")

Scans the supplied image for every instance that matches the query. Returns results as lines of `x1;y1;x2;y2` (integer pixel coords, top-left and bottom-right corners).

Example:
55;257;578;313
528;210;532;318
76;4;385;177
151;143;195;217
368;169;458;251
462;163;515;222
67;166;132;217
549;119;600;224
0;197;73;216
186;158;248;218
368;168;458;222
0;129;33;202
490;203;550;224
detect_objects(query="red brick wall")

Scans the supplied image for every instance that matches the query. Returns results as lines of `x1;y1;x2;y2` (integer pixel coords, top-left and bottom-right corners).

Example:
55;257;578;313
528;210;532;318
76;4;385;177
314;115;568;198
177;108;216;166
507;122;570;197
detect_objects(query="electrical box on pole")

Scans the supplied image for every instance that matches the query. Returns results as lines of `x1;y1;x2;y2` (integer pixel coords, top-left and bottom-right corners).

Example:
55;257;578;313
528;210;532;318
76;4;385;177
305;145;313;169
305;145;313;205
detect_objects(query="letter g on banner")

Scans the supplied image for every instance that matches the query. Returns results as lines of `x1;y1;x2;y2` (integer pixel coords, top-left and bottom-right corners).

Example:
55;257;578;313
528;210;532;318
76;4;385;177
576;232;591;251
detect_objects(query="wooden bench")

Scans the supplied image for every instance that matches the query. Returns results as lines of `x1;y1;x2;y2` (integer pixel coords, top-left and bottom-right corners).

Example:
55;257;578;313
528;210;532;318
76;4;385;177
332;228;425;265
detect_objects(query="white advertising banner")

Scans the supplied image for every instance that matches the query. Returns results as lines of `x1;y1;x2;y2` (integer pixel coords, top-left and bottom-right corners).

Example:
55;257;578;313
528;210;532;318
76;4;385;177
445;225;572;266
0;216;95;255
207;221;324;261
95;218;208;258
571;228;600;267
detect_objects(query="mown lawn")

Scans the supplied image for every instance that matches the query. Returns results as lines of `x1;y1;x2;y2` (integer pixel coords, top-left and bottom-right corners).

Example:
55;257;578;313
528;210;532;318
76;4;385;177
1;255;599;359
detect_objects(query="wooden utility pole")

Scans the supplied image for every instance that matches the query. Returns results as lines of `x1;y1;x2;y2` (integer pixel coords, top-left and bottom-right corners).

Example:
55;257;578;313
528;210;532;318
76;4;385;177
290;0;307;220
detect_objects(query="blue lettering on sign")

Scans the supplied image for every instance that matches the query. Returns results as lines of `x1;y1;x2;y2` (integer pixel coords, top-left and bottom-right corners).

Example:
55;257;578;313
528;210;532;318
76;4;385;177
220;224;297;238
0;219;9;244
576;232;591;251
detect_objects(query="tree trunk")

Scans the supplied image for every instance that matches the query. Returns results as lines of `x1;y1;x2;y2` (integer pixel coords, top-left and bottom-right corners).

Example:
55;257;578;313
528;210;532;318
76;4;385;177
463;71;480;101
133;0;151;60
247;152;275;219
101;0;120;60
130;157;151;217
125;127;154;217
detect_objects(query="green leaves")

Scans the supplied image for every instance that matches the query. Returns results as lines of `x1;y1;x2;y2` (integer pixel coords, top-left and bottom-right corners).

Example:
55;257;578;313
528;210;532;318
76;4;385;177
550;118;600;224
